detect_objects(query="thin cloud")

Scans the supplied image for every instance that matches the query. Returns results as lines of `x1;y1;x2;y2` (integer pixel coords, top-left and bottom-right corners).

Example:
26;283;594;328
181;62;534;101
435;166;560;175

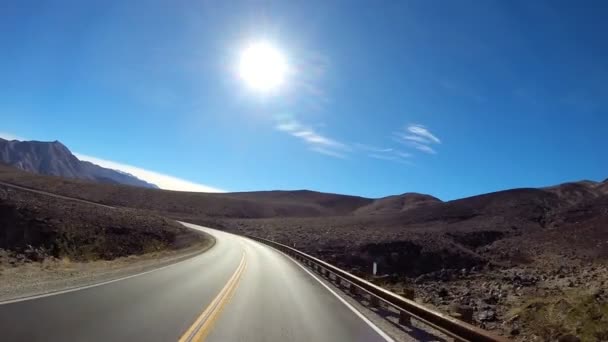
309;147;347;159
355;143;412;164
407;142;437;154
354;143;393;153
407;124;441;144
276;118;348;158
74;153;224;193
403;134;431;144
394;151;413;158
368;153;413;165
393;124;441;155
292;130;343;149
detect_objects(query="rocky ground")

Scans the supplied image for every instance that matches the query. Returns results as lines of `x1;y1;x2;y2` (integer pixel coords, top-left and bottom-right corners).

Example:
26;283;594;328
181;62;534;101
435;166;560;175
380;263;608;341
208;210;608;341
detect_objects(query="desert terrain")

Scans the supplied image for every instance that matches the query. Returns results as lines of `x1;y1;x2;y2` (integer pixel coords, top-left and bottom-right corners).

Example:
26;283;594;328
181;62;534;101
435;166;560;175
1;163;606;340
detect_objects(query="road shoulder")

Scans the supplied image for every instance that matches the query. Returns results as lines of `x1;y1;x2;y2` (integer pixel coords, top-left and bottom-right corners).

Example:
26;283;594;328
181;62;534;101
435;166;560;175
0;234;215;303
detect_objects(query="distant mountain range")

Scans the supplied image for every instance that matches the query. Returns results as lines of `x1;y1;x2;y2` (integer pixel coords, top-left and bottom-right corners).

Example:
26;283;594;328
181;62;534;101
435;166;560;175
0;138;158;189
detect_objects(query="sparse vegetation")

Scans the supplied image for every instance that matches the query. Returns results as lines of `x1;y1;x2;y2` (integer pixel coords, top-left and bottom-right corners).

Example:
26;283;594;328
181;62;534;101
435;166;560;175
509;290;608;341
0;183;207;262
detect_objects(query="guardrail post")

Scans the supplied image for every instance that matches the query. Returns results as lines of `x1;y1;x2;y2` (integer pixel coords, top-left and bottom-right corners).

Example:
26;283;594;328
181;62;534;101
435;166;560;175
401;288;415;300
398;310;411;325
349;285;358;297
370;295;380;308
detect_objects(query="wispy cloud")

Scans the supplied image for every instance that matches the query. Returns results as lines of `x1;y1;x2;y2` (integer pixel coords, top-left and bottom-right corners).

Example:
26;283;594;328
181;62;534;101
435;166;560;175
74;153;225;193
353;143;393;153
406;125;441;144
354;143;412;164
408;141;437;154
393;124;441;155
276;118;349;158
368;153;413;165
309;147;347;159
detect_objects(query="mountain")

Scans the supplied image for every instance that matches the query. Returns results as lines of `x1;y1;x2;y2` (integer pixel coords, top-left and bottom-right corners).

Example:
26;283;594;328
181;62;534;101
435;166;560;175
0;138;158;189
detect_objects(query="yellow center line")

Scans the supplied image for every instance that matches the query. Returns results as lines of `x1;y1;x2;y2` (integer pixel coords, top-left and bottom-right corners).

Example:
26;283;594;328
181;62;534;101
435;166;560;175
178;251;248;342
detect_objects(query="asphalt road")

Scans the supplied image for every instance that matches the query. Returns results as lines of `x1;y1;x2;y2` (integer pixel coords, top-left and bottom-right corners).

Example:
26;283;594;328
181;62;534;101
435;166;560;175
0;223;393;342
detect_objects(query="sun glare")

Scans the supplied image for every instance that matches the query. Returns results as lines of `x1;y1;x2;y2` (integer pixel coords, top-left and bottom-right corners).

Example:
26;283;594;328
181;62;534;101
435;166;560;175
238;41;288;93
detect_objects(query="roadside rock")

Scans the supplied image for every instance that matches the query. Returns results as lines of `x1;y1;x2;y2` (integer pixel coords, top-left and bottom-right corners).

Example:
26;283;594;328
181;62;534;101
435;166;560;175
557;335;580;342
477;309;496;322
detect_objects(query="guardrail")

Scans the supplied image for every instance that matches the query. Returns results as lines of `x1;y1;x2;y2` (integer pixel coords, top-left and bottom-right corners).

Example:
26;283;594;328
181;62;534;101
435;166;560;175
247;235;509;342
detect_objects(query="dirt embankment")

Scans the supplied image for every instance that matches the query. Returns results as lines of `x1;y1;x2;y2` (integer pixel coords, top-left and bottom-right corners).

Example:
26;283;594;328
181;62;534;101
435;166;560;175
0;184;206;261
0;182;212;301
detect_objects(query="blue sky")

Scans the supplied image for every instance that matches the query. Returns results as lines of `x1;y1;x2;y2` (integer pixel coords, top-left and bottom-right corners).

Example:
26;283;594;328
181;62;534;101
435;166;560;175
2;0;607;200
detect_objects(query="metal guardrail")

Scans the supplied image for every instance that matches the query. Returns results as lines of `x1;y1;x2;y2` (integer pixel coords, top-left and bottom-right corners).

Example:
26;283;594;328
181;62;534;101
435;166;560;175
247;235;509;342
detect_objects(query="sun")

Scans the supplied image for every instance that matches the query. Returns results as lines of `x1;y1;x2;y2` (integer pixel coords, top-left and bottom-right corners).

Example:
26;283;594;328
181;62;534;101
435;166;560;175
238;41;288;93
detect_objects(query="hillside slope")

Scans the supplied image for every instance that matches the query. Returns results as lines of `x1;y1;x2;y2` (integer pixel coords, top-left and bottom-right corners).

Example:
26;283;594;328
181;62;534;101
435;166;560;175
0;164;373;218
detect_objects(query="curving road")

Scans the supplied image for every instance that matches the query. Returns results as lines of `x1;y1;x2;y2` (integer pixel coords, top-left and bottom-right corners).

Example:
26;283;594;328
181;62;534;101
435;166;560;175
0;223;394;342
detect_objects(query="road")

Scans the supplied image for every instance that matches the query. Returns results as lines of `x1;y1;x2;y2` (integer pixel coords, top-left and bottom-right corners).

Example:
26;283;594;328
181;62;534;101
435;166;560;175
0;223;394;342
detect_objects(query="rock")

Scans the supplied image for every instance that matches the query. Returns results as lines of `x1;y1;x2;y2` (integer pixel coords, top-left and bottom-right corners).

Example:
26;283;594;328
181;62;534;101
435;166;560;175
477;309;496;322
400;288;415;300
509;327;520;336
449;304;474;323
557;335;580;342
484;294;499;305
438;287;449;298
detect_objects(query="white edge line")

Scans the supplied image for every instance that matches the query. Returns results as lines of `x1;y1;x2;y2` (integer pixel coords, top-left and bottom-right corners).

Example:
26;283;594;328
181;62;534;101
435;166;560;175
0;258;188;305
266;244;396;342
0;223;214;306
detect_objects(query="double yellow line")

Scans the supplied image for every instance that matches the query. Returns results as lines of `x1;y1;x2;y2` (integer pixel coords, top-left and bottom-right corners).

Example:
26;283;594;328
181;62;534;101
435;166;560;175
179;252;247;342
